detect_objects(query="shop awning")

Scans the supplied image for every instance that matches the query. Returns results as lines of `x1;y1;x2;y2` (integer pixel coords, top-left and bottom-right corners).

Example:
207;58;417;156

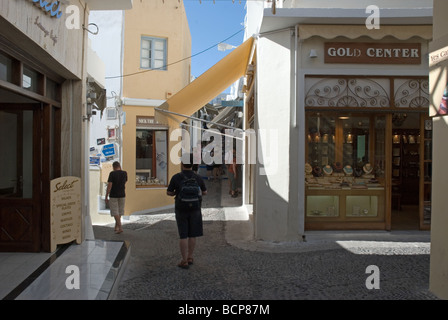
298;25;433;41
155;36;255;125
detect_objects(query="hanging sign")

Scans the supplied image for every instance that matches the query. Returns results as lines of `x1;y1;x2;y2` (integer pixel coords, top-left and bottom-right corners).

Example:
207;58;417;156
50;176;82;252
325;42;421;64
102;143;116;157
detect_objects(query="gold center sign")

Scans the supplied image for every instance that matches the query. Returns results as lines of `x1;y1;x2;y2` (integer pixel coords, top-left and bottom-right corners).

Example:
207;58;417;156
324;42;421;64
50;176;82;252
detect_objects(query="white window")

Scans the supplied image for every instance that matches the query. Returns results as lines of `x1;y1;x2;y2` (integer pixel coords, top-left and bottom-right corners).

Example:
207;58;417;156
106;108;117;120
141;36;167;71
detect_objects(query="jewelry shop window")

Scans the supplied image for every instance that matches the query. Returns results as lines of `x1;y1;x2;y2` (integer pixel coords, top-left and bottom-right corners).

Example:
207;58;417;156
136;118;168;187
305;113;386;221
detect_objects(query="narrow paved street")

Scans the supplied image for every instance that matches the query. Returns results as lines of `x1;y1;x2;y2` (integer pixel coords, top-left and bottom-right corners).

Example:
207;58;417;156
93;178;438;300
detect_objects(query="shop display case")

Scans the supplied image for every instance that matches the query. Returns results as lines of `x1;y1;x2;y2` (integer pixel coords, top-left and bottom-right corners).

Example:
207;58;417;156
305;114;386;227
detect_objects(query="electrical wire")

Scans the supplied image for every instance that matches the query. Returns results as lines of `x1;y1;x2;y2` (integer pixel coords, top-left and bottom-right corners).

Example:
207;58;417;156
105;27;245;80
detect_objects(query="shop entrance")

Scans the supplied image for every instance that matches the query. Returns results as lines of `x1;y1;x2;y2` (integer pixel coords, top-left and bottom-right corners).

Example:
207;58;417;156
0;102;42;251
390;112;432;230
391;113;420;230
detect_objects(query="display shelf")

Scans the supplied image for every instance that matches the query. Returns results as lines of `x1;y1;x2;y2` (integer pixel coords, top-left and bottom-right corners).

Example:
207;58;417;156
306;188;384;222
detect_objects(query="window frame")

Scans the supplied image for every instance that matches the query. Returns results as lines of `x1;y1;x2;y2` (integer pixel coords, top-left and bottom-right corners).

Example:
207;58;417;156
135;127;169;187
140;36;167;71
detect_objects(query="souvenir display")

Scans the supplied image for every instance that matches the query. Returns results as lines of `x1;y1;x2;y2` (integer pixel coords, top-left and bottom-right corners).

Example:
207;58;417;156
333;162;343;173
343;165;353;176
363;163;373;175
305;163;313;175
393;134;400;144
312;166;322;177
323;164;333;176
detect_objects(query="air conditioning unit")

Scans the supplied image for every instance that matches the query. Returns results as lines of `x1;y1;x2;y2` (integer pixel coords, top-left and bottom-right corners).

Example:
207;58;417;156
106;108;117;120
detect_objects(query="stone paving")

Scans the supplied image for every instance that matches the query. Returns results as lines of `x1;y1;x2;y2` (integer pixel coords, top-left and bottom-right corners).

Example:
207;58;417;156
92;178;439;300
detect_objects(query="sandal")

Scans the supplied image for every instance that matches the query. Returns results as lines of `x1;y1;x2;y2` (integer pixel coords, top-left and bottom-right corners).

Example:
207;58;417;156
177;260;189;269
187;258;194;265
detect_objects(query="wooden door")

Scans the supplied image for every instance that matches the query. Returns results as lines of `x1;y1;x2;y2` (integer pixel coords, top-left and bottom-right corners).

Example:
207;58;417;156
0;104;41;252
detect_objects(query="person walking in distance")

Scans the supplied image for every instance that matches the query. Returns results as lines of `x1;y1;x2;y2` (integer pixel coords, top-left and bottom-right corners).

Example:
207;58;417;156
167;155;207;269
226;147;238;198
105;161;128;234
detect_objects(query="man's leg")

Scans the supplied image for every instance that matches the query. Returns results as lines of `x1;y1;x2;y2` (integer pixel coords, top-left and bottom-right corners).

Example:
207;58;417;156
179;238;188;261
113;215;122;233
187;237;196;261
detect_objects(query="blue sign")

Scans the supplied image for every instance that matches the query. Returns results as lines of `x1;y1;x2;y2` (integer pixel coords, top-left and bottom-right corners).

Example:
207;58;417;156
89;157;100;165
102;144;116;157
29;0;63;19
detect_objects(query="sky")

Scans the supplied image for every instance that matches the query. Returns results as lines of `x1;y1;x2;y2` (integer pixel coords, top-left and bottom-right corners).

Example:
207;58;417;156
183;0;247;79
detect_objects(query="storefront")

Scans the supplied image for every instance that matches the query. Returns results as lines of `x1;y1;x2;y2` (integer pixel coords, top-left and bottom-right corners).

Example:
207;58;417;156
302;28;432;231
0;0;131;252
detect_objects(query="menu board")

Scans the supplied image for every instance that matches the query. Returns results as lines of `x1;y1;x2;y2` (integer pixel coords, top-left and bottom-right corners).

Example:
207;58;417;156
50;176;82;252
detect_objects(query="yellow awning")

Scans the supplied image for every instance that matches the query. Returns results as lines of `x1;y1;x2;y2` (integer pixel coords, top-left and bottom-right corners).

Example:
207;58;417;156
155;36;255;125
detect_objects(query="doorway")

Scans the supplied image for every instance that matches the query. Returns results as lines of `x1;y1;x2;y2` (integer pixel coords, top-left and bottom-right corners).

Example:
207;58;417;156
390;112;421;230
0;103;42;251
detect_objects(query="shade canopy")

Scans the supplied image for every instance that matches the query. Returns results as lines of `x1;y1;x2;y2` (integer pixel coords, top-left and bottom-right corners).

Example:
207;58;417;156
155;36;255;125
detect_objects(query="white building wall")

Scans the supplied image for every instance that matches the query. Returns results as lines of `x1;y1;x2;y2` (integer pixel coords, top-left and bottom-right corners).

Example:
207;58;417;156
255;30;298;241
88;10;124;157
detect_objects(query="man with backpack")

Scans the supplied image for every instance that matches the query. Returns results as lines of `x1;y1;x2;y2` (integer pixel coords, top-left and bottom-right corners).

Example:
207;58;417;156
167;155;207;269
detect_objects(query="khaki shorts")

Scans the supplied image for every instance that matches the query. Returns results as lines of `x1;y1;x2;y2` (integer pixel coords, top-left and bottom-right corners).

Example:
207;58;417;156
109;197;125;216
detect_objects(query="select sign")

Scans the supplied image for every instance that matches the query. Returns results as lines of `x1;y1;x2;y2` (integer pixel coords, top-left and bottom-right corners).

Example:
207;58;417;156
102;143;116;157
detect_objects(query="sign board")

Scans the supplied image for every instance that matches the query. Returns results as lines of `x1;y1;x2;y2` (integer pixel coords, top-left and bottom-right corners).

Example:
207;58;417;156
90;156;100;165
137;116;167;128
50;176;82;252
324;42;421;65
429;45;448;67
102;143;116;157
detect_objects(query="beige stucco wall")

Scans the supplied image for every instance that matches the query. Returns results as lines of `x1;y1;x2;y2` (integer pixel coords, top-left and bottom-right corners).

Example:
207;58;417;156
122;0;191;100
429;0;448;301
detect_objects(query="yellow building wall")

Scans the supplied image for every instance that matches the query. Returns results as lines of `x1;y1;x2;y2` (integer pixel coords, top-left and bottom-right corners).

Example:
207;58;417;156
120;0;191;215
123;0;191;100
429;0;448;301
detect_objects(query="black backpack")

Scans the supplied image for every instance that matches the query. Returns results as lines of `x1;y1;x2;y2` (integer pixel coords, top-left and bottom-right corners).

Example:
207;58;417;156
176;173;201;210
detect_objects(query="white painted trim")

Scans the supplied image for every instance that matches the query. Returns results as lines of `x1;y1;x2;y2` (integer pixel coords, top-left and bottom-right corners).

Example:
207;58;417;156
122;97;165;107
